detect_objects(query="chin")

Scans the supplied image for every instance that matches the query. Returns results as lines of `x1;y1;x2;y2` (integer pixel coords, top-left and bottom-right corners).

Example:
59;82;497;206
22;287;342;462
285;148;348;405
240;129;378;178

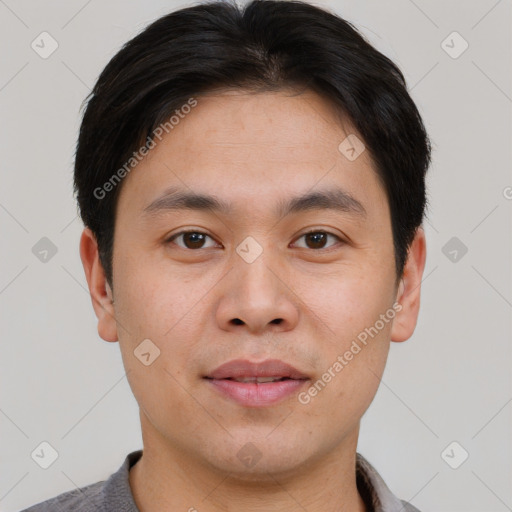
201;437;317;481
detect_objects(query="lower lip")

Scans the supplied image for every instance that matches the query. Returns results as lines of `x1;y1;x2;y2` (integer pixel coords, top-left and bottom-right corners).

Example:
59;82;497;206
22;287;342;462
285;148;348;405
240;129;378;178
206;378;308;407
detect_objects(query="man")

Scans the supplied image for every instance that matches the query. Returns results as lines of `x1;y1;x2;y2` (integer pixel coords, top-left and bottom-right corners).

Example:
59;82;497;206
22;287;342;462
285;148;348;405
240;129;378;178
23;0;430;510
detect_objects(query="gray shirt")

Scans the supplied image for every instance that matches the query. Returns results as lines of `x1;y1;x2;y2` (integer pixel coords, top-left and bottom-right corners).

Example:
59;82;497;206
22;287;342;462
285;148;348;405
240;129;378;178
21;450;420;512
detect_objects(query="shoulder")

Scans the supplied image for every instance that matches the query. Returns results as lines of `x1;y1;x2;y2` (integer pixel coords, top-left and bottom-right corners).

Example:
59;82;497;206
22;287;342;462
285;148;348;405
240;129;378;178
355;452;423;512
20;480;106;512
20;449;142;512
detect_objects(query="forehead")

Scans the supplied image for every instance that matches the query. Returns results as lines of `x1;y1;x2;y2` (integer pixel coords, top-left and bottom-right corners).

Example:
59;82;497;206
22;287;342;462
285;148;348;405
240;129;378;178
116;89;387;221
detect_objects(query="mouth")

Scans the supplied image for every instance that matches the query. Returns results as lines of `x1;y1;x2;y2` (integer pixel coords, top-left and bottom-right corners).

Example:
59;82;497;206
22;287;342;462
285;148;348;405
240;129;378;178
214;376;296;383
204;359;310;407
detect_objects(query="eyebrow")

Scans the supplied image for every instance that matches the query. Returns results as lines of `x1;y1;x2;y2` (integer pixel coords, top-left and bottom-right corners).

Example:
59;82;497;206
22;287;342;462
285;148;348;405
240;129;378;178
142;185;366;219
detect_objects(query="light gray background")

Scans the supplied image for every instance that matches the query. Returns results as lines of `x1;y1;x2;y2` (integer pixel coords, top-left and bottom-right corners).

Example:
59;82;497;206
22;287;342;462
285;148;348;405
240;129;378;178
1;1;511;511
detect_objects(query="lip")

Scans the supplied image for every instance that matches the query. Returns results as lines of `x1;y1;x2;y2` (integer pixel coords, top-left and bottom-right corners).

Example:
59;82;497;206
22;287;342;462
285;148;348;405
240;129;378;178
204;359;310;407
207;359;309;380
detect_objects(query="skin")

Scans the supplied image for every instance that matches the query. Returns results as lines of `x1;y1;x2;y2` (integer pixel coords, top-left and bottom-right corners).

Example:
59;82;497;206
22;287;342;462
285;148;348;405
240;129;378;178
80;89;426;512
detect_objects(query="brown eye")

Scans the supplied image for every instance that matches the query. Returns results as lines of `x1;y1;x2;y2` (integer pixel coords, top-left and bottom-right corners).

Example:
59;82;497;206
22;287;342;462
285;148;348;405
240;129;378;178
293;231;341;250
168;231;218;249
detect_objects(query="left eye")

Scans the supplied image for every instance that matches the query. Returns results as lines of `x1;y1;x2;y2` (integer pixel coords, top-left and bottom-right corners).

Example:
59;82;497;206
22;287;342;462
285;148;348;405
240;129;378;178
292;231;342;250
167;231;219;250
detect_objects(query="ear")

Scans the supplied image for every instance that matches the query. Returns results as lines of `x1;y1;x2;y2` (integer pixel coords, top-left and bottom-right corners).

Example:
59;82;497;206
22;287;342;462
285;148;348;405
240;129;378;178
79;227;118;342
391;227;427;343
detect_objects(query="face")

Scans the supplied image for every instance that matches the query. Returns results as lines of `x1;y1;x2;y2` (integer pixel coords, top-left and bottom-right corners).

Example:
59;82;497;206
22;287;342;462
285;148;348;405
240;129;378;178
81;89;425;478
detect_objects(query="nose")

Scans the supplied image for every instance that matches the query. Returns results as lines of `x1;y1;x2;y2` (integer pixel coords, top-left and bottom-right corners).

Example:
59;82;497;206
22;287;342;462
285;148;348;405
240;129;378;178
215;254;300;335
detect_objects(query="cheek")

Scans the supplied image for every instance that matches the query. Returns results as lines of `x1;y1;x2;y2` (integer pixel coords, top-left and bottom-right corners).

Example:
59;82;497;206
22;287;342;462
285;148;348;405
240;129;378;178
293;270;394;405
114;251;202;337
125;357;202;443
113;264;202;427
292;266;395;340
303;323;391;435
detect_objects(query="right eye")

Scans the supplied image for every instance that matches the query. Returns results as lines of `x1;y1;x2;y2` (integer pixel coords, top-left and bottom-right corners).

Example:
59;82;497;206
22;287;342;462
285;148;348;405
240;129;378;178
166;230;221;250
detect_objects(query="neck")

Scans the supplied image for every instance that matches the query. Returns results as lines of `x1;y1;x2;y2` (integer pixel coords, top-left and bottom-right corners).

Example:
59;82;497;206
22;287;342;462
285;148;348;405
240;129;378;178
129;413;368;512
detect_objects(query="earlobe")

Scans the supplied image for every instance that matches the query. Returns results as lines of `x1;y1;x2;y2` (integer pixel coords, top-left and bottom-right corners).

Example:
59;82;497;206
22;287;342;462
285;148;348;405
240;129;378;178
79;227;118;342
390;227;427;343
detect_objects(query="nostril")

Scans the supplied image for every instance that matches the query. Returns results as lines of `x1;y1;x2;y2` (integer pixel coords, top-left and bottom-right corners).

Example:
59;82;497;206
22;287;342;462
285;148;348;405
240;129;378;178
271;318;283;325
231;318;244;325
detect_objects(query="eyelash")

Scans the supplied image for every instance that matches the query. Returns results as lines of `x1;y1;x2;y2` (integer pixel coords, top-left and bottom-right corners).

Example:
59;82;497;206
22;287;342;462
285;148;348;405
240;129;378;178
165;229;344;251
